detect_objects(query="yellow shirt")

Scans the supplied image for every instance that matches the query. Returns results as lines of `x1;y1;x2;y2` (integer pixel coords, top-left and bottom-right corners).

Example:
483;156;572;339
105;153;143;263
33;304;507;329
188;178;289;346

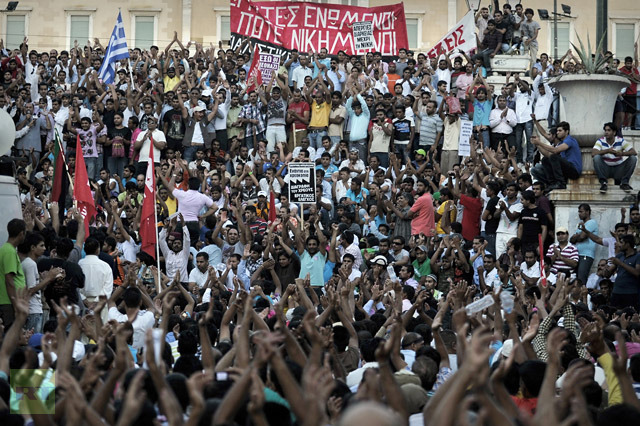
164;196;177;216
597;352;622;406
163;75;181;92
309;101;331;128
436;201;457;235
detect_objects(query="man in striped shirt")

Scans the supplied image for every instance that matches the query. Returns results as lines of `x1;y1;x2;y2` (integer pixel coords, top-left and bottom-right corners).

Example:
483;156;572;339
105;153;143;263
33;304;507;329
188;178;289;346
545;226;579;276
592;122;637;193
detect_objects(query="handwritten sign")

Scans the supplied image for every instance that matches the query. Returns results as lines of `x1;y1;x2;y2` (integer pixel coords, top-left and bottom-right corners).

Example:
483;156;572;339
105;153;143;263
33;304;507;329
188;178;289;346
353;21;374;51
258;52;281;85
458;120;473;157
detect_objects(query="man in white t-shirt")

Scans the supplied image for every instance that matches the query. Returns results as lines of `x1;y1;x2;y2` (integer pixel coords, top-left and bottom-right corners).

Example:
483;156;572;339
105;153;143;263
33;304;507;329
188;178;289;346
188;252;214;292
134;116;166;176
108;287;156;350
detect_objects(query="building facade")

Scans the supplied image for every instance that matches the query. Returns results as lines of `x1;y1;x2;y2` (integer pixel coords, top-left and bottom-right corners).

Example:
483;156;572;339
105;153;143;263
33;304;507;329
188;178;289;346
2;0;639;59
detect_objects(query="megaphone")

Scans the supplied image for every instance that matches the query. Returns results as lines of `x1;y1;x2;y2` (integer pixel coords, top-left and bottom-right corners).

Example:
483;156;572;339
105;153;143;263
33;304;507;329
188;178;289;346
0;108;16;156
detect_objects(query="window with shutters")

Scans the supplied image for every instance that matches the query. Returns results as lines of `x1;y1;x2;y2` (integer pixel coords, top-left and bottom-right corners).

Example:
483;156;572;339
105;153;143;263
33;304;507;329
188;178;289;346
134;16;156;48
5;15;26;49
69;15;91;49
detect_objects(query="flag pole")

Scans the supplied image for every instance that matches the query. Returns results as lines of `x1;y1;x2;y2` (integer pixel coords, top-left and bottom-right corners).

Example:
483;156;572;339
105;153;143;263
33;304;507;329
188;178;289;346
55;130;74;193
154;186;161;294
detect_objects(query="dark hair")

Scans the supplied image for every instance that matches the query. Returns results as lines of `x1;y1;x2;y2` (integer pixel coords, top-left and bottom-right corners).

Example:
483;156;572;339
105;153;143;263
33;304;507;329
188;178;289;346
18;232;44;255
123;287;142;308
7;219;26;238
519;360;546;397
84;237;100;255
603;122;618;132
55;237;74;258
188;177;201;190
557;121;571;132
522;190;536;204
360;337;385;363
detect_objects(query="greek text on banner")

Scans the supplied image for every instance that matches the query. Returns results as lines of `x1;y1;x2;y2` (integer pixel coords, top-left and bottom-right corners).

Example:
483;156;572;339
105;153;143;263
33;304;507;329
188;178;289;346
425;11;477;58
229;0;408;56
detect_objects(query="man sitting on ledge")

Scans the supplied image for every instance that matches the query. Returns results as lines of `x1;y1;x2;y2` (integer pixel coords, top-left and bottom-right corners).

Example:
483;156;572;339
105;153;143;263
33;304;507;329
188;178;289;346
592;122;637;193
530;121;582;191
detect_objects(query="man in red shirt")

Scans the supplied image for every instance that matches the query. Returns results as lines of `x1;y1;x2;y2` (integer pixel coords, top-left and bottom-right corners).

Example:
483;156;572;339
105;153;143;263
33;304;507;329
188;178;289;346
619;55;640;129
406;179;435;236
458;186;483;242
286;88;310;152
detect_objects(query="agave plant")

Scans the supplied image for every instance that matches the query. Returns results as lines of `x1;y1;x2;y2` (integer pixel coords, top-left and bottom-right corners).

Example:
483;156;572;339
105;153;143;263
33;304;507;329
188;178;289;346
570;32;609;74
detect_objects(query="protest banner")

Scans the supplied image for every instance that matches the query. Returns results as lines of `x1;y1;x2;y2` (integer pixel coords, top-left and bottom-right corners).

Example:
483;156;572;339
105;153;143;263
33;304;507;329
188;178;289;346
353;21;374;51
288;162;317;204
229;0;408;58
425;11;477;58
458;120;473;157
258;51;281;85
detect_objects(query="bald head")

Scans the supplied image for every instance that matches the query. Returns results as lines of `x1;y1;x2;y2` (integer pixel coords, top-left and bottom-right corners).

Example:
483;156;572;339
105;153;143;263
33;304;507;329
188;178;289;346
338;402;403;426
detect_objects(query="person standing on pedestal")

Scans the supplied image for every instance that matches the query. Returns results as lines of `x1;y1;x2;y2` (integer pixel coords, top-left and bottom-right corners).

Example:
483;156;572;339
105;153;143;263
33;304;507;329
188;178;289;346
592;122;637;193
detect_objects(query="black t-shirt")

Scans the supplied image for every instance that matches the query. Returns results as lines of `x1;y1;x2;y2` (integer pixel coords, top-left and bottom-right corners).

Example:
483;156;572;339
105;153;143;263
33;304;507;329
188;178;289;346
38;257;85;306
484;196;500;234
106;126;132;157
518;206;548;245
163;108;185;141
102;109;116;132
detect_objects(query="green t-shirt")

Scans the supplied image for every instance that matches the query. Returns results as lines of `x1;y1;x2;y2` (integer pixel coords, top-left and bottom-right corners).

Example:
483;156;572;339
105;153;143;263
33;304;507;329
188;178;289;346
0;242;26;304
413;258;431;281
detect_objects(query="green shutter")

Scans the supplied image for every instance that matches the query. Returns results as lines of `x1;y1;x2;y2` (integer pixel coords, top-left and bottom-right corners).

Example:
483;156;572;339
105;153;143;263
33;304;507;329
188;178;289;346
616;24;635;59
6;15;25;49
70;15;90;48
406;18;418;50
220;16;230;42
135;16;155;48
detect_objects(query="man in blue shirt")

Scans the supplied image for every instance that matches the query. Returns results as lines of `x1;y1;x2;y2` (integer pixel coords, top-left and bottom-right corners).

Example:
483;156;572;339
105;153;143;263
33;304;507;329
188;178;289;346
570;203;598;286
345;88;371;161
531;121;582;191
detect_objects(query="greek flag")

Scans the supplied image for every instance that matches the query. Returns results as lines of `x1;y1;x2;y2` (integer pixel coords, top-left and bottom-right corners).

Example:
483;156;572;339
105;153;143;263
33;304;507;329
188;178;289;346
97;11;130;84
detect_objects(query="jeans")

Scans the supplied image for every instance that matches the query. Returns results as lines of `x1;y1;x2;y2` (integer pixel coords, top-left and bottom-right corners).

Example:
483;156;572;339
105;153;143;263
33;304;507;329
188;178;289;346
85;157;98;181
474;129;491;148
372;152;389;168
472;49;494;71
490;132;515;152
593;155;637;185
577;256;594;287
531;154;580;186
308;130;328;150
329;136;341;147
482;232;497;258
395;144;410;162
244;131;264;151
350;138;368;162
183;146;199;163
25;313;43;333
514;120;533;163
107;156;128;180
501;43;512;54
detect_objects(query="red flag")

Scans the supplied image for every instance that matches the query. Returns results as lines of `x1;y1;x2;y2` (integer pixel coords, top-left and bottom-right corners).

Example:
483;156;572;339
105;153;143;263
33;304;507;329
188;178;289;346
73;135;96;235
539;234;547;288
245;45;263;93
268;190;276;223
140;139;157;259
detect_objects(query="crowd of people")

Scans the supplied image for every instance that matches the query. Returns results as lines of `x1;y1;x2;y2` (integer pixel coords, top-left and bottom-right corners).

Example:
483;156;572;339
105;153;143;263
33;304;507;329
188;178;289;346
1;3;640;426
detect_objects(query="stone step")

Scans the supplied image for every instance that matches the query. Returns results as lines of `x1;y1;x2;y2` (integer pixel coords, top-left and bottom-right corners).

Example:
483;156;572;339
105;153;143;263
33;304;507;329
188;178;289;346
549;184;637;203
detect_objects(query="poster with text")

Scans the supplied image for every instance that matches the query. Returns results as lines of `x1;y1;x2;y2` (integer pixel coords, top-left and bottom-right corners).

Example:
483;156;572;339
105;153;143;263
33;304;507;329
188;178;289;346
458;120;473;157
353;21;374;51
288;162;317;204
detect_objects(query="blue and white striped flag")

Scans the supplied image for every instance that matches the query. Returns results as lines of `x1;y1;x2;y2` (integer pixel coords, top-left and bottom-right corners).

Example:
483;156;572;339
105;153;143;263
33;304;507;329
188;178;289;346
97;11;130;84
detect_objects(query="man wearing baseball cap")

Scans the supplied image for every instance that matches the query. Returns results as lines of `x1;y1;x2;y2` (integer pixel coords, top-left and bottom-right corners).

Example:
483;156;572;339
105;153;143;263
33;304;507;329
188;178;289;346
545;226;579;276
